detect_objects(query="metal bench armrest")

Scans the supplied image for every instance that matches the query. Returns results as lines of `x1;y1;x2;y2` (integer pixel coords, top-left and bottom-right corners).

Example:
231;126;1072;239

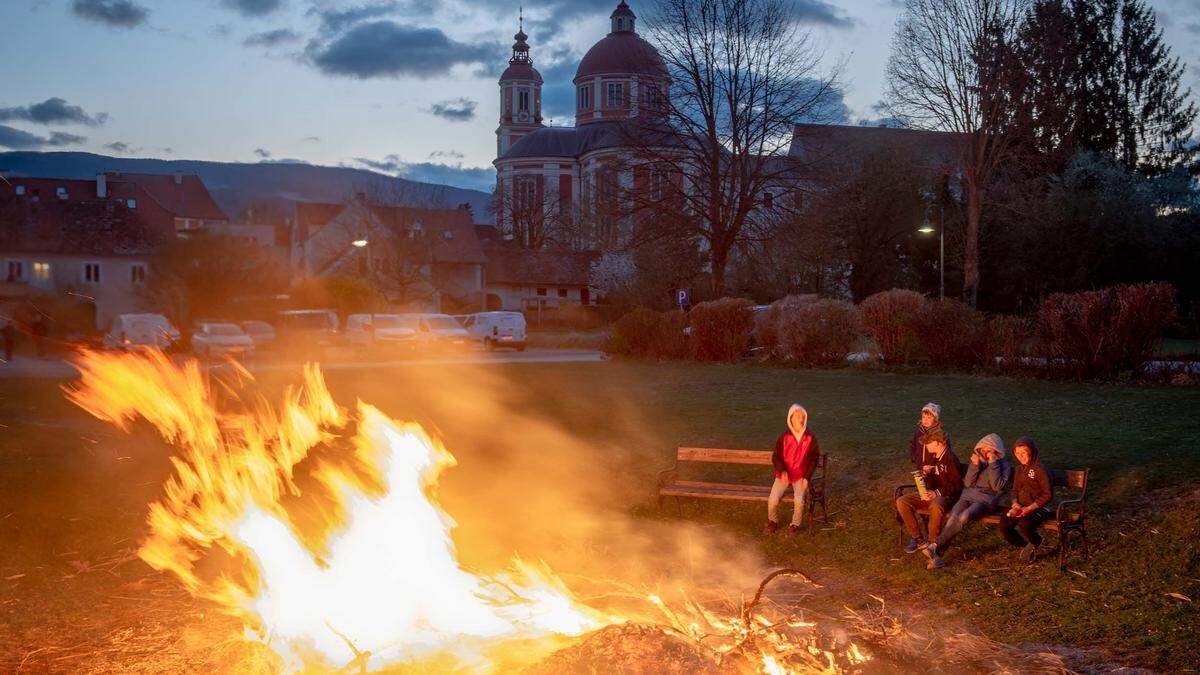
1056;497;1084;523
656;461;680;490
894;484;916;501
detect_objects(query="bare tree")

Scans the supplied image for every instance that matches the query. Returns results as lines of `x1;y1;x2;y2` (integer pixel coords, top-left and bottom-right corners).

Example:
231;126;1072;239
626;0;841;296
885;0;1028;305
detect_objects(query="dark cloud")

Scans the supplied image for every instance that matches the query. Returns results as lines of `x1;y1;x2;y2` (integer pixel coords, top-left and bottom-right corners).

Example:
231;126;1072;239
353;155;495;192
428;150;464;160
426;97;477;122
0;98;108;126
0;125;86;150
309;21;500;79
254;147;272;158
308;0;418;36
104;141;131;153
302;136;321;142
220;0;284;17
791;0;854;28
71;0;148;28
243;28;301;47
209;24;232;39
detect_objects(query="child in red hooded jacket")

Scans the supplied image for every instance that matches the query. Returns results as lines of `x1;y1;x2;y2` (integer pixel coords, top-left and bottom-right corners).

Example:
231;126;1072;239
765;404;821;535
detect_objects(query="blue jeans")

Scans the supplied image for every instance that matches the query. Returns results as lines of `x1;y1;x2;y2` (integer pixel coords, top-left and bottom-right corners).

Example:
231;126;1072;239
935;499;993;549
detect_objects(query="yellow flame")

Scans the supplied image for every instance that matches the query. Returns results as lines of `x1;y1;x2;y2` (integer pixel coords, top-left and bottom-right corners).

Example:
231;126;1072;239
67;350;603;670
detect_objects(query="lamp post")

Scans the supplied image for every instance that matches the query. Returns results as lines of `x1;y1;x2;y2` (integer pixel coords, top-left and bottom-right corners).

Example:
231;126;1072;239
352;238;378;310
918;209;944;300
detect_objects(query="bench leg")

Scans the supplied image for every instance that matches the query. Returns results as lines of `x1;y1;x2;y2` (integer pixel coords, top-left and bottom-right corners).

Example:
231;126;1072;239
675;496;684;518
1080;527;1090;559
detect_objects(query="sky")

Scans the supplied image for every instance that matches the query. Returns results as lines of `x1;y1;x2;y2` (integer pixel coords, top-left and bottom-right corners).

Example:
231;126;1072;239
1;0;1198;193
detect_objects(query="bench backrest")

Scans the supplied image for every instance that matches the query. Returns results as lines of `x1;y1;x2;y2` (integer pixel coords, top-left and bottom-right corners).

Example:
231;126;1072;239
1050;468;1089;497
675;447;829;472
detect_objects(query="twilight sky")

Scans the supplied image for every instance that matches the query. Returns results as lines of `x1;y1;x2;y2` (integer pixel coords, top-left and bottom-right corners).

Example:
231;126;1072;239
1;0;1198;193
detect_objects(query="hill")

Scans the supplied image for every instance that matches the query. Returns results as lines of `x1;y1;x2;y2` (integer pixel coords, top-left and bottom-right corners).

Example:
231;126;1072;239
0;152;494;223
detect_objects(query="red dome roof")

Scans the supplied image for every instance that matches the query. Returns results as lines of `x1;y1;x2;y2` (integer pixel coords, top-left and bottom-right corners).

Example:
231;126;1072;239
574;31;666;81
500;61;542;83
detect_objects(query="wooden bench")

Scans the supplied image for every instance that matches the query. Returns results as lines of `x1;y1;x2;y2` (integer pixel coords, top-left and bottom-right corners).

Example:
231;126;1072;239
657;447;829;530
894;468;1090;567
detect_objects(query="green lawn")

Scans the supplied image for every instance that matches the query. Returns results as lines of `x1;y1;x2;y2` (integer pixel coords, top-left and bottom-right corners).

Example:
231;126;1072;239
2;360;1198;670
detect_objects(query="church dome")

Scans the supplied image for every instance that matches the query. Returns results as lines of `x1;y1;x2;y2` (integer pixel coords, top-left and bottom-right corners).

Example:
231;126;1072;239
574;2;666;81
501;26;542;83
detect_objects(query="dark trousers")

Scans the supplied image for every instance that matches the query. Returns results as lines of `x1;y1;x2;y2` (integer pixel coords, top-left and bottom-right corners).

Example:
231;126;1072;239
999;509;1050;547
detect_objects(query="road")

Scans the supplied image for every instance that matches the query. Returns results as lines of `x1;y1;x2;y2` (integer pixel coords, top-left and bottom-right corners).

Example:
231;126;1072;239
0;348;608;379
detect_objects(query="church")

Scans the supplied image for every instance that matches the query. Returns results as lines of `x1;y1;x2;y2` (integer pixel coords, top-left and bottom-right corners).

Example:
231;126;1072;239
492;1;671;250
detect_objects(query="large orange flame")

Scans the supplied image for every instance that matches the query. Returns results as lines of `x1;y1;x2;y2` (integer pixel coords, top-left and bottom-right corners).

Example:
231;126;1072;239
66;350;606;670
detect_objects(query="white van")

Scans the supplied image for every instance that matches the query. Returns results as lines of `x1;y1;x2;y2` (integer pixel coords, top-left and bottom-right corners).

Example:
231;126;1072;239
344;313;418;353
463;311;527;351
103;313;180;350
404;313;471;349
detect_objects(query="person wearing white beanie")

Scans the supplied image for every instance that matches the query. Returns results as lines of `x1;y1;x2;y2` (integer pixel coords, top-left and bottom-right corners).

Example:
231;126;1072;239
909;402;951;466
765;404;822;536
922;433;1012;569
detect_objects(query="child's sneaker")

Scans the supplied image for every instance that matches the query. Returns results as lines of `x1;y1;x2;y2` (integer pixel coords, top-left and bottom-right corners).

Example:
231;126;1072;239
1021;544;1039;563
788;523;802;536
904;537;925;554
926;555;945;570
763;520;780;535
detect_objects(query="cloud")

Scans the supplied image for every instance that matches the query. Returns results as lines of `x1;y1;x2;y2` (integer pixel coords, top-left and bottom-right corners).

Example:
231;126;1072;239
309;21;500;79
243;28;301;47
254;147;272;158
0;125;86;150
308;0;414;36
302;135;321;142
71;0;148;28
1185;22;1200;35
220;0;284;17
0;97;108;126
210;24;232;39
428;150;464;160
353;155;495;192
791;0;854;28
426;98;477;122
104;141;131;153
536;47;582;120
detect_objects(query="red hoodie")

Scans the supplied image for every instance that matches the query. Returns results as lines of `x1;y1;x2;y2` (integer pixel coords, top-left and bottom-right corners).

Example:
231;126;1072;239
772;431;820;482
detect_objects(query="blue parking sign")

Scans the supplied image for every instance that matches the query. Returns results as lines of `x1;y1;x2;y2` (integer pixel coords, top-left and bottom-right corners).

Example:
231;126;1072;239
676;288;691;307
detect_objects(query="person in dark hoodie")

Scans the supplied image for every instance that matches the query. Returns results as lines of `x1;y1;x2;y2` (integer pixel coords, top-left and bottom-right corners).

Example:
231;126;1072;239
922;433;1012;569
999;436;1054;562
908;402;950;465
765;403;821;536
896;428;963;553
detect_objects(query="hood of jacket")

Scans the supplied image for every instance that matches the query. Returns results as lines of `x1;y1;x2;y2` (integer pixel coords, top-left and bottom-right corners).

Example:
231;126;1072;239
787;403;807;440
974;433;1006;459
1014;435;1039;465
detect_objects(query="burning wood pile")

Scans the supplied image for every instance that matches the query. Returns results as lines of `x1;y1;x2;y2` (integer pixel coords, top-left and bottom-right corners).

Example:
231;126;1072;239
60;350;1068;674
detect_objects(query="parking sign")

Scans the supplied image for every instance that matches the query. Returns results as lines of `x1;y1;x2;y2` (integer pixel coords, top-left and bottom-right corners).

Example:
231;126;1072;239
676;288;691;307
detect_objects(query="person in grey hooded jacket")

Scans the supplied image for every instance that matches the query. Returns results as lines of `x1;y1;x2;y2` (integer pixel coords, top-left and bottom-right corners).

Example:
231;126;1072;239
922;433;1011;569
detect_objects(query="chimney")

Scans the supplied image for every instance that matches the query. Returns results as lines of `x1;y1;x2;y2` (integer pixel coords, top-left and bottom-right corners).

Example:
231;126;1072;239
173;171;183;185
96;173;107;198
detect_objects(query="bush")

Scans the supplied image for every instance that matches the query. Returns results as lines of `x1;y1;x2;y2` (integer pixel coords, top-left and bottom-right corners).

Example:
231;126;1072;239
911;299;991;371
986;315;1034;372
608;307;688;359
1036;282;1178;380
860;289;925;365
689;297;754;361
756;294;818;359
776;298;861;367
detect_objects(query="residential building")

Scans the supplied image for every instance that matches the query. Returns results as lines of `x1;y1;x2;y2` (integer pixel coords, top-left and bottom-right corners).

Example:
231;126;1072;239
480;237;598;316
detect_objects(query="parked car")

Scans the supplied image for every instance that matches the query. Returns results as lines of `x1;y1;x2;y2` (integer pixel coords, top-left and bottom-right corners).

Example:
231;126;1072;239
103;313;180;351
463;311;527;351
276;309;339;357
344;313;418;355
192;322;255;359
240;320;276;351
407;313;471;349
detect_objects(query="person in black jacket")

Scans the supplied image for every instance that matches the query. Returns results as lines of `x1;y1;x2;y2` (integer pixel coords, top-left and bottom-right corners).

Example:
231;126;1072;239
999;436;1054;562
896;429;963;554
908;402;950;465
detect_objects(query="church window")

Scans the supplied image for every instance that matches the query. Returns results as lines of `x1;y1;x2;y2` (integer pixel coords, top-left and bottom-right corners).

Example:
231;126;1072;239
578;85;592;109
519;90;529;112
606;82;624;108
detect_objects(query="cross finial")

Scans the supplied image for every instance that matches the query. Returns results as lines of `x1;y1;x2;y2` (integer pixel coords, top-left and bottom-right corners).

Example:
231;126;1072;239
519;4;523;32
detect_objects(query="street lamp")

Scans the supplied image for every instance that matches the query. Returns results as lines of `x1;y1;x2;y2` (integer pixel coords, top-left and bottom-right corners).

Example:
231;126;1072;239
352;239;368;248
919;217;944;300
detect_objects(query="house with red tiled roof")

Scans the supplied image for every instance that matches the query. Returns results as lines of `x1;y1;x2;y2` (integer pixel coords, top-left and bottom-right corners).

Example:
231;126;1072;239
292;196;487;311
479;237;597;315
0;172;230;329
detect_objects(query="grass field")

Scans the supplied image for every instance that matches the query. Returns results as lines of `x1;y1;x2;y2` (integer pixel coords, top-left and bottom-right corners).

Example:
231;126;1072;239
2;359;1198;669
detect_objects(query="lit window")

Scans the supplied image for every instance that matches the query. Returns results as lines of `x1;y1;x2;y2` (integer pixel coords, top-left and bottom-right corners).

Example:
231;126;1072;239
6;260;23;281
127;199;137;209
56;187;68;200
130;263;147;285
578;85;592;109
83;262;102;285
32;262;50;282
14;186;24;196
606;82;624;108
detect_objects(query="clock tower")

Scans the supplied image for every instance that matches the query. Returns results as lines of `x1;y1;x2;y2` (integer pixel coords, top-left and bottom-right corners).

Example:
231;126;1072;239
496;14;543;157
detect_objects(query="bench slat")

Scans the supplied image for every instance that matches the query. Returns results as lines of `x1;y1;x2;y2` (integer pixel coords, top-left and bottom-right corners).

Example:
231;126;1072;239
661;485;786;502
673;479;772;492
677;447;773;465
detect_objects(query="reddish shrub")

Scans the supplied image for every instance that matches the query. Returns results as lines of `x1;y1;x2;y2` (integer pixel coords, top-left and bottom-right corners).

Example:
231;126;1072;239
911;299;991;371
689;297;755;361
860;289;926;365
986;315;1034;373
756;294;818;359
1036;282;1178;380
608;307;688;359
777;298;862;367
